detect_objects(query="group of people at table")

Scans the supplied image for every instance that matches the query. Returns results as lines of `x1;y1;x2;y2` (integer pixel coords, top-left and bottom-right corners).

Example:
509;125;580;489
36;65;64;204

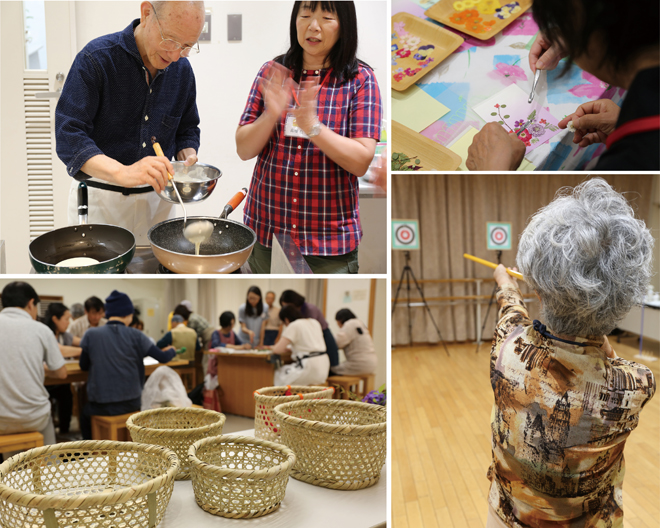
54;0;383;274
0;282;377;453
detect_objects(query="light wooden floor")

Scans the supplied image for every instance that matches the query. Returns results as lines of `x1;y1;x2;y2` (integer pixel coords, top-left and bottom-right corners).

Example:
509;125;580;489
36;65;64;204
392;336;660;528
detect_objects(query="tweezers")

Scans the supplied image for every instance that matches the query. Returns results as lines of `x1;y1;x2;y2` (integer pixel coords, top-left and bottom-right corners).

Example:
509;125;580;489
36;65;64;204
516;121;531;137
528;69;541;104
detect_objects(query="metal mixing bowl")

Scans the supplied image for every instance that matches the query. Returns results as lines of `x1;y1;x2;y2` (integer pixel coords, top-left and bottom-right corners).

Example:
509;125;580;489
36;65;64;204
159;162;222;204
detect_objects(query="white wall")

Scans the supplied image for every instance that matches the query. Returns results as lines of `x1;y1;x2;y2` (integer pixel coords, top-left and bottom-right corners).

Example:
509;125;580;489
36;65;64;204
73;1;387;220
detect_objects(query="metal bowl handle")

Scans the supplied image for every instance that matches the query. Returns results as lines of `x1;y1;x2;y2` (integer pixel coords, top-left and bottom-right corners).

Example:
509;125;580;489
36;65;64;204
219;188;248;219
78;182;88;225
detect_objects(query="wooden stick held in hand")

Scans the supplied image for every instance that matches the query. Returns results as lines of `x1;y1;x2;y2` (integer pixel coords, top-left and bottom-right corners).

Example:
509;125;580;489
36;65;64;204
463;253;525;281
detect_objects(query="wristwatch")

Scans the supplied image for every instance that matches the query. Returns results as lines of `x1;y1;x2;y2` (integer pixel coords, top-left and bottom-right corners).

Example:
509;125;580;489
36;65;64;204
307;118;322;138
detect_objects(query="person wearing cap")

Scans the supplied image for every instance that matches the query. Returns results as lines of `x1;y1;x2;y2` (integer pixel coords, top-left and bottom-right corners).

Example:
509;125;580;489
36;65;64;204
156;314;200;361
55;1;205;244
79;290;176;439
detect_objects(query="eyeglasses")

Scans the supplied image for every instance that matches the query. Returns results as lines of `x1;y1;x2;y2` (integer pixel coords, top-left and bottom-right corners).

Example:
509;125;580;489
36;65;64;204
150;3;200;58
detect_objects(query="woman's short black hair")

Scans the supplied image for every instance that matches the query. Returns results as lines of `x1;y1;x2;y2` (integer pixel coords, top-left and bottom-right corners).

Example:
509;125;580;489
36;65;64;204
274;1;361;83
173;304;192;321
280;290;305;308
532;0;659;75
280;305;304;323
335;308;356;324
1;282;39;309
219;311;235;328
42;302;69;334
245;286;263;317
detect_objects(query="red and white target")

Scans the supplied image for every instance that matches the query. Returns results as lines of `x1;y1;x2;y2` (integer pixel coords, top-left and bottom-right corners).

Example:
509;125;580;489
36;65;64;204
487;222;512;250
392;220;420;250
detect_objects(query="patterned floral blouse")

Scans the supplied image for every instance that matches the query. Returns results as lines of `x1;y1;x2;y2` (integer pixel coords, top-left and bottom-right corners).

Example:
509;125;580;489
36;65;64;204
488;283;656;527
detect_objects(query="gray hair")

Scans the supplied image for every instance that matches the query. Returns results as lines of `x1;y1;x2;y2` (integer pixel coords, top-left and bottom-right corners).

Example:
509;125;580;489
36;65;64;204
517;178;654;337
70;303;85;319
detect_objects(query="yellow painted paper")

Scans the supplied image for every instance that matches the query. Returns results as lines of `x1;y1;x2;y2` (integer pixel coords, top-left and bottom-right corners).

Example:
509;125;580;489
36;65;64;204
449;127;479;171
450;126;537;171
392;86;450;133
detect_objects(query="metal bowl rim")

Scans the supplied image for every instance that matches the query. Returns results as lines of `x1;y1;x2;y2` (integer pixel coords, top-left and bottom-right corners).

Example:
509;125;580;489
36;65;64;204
169;161;223;182
28;223;136;269
147;216;257;258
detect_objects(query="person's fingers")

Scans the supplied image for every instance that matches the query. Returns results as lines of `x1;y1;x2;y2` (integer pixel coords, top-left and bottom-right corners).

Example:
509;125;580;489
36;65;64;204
184;154;197;166
572;113;613;132
528;35;547;72
557;114;575;129
148;164;168;192
536;44;561;71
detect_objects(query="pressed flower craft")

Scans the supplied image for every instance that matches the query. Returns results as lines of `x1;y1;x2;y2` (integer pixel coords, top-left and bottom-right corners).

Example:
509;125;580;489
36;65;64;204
391;13;464;91
391;21;436;73
425;0;532;41
473;84;563;155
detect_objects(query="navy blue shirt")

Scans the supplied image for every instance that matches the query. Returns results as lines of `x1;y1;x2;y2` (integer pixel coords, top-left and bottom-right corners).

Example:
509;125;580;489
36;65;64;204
80;321;175;404
56;20;201;180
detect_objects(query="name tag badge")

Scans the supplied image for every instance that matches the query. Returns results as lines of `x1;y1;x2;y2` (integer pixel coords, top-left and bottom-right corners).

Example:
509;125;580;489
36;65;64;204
284;113;309;139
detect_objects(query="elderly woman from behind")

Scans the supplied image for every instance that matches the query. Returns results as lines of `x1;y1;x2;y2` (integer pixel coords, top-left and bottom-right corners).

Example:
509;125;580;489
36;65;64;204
487;178;655;527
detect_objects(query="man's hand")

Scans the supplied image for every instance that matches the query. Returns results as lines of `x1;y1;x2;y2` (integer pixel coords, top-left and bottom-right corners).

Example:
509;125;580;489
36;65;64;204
529;33;565;73
494;264;519;288
177;148;197;166
466;123;526;171
558;99;620;148
119;156;173;193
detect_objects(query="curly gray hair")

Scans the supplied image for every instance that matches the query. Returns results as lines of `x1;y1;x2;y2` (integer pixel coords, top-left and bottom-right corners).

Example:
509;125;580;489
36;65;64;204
517;178;654;337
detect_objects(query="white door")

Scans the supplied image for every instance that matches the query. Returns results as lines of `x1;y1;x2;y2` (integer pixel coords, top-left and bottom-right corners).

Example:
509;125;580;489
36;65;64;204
0;1;75;273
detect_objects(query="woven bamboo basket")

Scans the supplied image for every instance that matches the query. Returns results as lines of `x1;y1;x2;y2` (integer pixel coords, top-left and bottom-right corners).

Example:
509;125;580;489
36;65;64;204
127;407;225;480
188;434;296;519
0;440;178;528
274;399;386;490
253;385;334;442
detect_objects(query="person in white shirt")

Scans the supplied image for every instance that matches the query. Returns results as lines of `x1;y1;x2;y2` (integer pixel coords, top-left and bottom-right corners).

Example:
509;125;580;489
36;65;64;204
69;296;107;338
331;309;377;376
271;305;329;386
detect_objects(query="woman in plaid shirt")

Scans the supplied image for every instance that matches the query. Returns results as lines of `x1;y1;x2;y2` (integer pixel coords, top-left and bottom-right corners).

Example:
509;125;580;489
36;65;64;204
236;1;382;274
487;179;655;527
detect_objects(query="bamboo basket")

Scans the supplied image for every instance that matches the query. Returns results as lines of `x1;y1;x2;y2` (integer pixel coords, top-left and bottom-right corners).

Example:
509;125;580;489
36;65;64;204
188;435;296;519
253;385;335;442
0;440;178;528
127;407;225;480
274;399;387;490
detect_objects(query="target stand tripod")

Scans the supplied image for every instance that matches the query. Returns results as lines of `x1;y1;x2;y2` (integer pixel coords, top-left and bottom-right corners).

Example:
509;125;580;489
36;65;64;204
392;251;449;356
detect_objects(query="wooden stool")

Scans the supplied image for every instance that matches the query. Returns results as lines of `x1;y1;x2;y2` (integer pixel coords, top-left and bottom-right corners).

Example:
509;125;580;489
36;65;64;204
91;412;138;441
0;431;44;453
357;374;376;396
327;375;362;400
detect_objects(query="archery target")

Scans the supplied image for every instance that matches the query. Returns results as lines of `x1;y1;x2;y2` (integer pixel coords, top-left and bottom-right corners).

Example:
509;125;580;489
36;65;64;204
392;220;420;250
487;222;512;250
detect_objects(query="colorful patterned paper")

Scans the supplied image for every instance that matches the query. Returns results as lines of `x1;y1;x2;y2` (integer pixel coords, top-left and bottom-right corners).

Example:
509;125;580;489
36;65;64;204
473;84;562;154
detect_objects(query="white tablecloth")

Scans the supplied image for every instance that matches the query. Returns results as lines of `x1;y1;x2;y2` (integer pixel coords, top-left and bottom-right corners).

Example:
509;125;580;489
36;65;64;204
159;430;386;528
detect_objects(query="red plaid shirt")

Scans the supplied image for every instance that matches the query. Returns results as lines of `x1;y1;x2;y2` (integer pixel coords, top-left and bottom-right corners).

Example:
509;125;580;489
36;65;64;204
239;61;382;256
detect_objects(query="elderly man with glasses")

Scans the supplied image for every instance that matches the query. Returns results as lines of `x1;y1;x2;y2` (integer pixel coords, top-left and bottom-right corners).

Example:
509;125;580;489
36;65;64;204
55;1;205;243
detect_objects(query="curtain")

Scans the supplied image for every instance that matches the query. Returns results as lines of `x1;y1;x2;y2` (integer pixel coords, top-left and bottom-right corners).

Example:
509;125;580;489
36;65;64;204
305;279;326;315
392;174;655;346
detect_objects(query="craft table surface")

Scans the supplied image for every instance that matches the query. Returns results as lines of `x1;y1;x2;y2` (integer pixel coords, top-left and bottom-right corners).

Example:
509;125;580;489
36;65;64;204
159;429;387;528
392;0;627;170
44;359;192;386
